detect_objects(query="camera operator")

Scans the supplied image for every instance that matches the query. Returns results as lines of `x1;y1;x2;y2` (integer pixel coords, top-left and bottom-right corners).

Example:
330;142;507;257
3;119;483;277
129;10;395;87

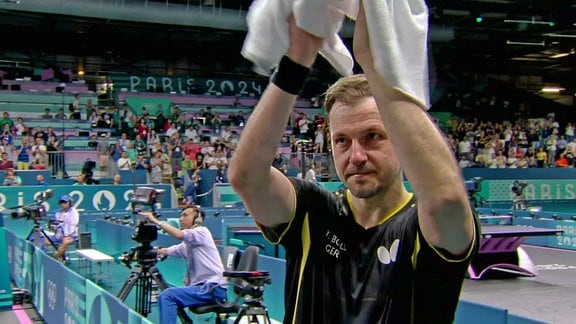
49;195;79;261
139;206;226;324
512;181;528;198
511;181;528;210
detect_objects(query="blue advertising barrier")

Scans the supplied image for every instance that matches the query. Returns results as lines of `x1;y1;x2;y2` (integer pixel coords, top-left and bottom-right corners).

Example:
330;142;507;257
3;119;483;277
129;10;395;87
6;230;35;291
86;280;153;324
0;228;12;310
37;251;86;323
5;229;153;324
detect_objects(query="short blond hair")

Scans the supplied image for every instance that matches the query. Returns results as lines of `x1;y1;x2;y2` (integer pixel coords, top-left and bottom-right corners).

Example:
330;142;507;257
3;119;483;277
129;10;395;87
323;74;372;114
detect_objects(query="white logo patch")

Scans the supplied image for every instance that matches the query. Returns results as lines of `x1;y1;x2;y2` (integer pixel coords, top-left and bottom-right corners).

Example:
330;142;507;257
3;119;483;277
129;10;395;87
377;239;400;264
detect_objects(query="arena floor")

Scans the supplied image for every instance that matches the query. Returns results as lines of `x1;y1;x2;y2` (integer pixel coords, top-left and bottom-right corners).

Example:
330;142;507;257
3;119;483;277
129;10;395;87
461;245;576;324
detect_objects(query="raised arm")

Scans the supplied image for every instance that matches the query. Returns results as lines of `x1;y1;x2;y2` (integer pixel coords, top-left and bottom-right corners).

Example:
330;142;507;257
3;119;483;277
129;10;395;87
353;2;474;255
228;17;324;228
141;212;184;240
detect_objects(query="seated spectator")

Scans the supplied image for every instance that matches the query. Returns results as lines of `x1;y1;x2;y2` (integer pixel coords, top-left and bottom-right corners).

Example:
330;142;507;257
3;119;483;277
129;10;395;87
124;141;138;163
102;113;115;128
117;132;131;152
95;115;108;128
88;111;99;125
41;108;53;119
3;168;21;186
117;151;132;170
1;124;13;145
36;174;49;186
73;174;88;186
180;154;195;177
555;153;570;168
184;125;199;143
32;157;47;170
54;108;68;120
134;153;149;171
458;155;471;168
87;134;99;147
14;117;28;135
113;174;122;185
0;152;14;170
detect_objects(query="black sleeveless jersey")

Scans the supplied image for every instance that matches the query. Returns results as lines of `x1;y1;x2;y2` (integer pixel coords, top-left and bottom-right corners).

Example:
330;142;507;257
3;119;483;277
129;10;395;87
259;178;478;324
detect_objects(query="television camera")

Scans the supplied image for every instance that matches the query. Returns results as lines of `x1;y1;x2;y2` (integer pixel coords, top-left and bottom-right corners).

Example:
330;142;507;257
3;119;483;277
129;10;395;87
117;187;175;318
464;177;482;195
119;187;166;268
9;189;58;250
10;189;53;221
464;177;485;208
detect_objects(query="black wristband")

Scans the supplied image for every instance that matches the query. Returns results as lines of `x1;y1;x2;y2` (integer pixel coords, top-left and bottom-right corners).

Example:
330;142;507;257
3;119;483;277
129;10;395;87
271;55;311;95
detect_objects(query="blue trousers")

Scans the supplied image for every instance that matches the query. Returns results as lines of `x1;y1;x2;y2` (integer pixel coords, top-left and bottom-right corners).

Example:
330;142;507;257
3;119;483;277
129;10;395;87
158;282;227;324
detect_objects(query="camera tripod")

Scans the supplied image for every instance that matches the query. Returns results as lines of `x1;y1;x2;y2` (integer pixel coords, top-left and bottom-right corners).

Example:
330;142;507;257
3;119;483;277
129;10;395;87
231;292;272;324
226;271;272;324
512;194;527;210
116;244;191;322
117;261;166;316
26;219;58;252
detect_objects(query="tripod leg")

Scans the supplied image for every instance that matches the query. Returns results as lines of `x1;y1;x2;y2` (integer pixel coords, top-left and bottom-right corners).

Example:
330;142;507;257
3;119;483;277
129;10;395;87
233;306;272;324
149;266;170;290
26;226;45;249
42;229;59;251
149;266;193;324
117;266;142;301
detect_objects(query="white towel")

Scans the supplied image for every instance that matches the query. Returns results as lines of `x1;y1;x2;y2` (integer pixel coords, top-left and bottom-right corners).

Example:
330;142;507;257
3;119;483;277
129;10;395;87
241;0;430;109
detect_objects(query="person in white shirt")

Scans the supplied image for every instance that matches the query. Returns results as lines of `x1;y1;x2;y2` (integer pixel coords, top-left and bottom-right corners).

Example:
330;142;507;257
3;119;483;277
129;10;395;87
305;163;317;183
49;195;79;261
184;125;199;143
116;151;132;170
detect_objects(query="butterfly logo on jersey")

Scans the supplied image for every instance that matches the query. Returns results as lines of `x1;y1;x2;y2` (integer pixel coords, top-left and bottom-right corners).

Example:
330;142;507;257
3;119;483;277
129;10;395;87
377;239;400;264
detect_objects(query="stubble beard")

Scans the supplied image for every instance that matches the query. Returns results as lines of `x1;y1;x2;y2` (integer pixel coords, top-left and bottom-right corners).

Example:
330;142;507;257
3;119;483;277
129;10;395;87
346;179;385;199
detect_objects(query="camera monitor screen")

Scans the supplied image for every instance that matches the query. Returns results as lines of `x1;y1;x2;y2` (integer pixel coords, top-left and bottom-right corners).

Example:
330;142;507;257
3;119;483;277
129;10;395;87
132;187;165;205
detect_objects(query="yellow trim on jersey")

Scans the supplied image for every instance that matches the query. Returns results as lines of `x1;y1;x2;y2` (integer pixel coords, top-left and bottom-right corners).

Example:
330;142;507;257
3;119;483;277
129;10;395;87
410;202;478;267
345;190;415;225
254;180;298;245
412;232;421;269
292;213;311;324
425;215;478;263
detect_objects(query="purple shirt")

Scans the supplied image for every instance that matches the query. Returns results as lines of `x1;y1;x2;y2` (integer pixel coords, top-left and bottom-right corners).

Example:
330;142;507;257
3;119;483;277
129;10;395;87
166;226;226;286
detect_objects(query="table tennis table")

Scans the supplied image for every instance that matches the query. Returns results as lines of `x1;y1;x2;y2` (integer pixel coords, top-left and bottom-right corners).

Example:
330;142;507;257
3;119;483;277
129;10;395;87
468;225;564;280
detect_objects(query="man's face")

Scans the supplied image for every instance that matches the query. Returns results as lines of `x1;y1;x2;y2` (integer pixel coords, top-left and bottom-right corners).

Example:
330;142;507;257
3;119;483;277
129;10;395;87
1;153;7;161
179;207;198;229
329;97;401;199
